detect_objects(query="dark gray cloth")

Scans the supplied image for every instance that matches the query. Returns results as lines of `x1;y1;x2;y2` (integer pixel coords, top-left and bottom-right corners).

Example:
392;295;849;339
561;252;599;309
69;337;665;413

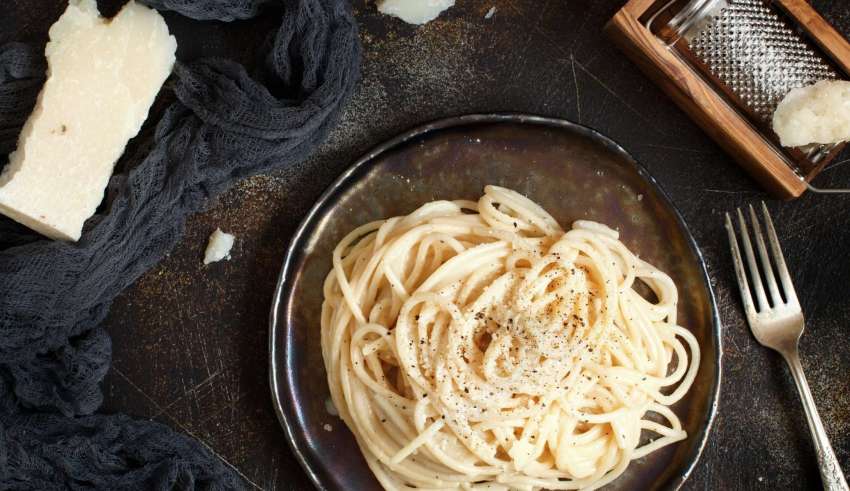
0;0;360;488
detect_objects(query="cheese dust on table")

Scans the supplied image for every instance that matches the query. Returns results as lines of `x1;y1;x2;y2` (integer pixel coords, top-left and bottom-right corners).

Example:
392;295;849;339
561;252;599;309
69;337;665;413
0;0;176;241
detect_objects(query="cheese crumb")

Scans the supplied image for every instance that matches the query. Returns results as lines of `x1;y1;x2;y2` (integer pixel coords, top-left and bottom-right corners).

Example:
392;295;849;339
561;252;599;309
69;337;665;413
485;7;496;19
773;80;850;147
203;228;235;265
323;423;333;432
377;0;455;25
325;397;339;416
0;0;176;241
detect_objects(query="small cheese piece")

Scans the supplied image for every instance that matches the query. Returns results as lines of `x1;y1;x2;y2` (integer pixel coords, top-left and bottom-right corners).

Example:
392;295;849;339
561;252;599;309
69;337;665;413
203;228;235;265
773;80;850;147
377;0;455;25
325;397;339;416
0;0;176;241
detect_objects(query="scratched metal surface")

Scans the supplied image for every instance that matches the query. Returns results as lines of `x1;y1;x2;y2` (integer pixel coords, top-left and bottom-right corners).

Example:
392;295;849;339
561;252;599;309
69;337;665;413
2;1;849;490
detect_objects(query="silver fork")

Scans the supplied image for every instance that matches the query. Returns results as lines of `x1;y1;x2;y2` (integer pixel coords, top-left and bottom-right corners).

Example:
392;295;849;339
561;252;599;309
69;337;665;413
725;203;848;491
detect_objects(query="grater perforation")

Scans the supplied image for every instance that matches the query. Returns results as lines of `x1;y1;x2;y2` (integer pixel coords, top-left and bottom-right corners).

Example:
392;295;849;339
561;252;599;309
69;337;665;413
687;0;839;123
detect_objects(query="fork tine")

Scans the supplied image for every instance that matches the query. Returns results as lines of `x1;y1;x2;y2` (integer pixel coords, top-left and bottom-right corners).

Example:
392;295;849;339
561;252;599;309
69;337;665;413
725;213;757;318
760;202;800;306
748;204;783;307
736;208;769;312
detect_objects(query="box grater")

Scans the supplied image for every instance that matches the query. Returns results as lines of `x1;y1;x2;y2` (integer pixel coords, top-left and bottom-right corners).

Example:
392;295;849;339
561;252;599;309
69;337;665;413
606;0;850;198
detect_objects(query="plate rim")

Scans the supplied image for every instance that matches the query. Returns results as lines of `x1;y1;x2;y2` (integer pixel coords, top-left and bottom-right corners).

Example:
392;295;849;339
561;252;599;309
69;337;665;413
268;113;723;491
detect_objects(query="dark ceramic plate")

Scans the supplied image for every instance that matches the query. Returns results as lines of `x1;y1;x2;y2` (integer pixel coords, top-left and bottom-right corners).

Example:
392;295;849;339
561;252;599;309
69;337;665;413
269;114;721;490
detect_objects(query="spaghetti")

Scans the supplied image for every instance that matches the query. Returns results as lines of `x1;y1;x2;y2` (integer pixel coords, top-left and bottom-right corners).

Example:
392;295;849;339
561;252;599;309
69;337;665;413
321;186;700;490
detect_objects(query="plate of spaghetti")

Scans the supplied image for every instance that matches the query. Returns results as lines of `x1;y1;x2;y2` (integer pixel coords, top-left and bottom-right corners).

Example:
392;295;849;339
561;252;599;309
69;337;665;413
270;114;721;491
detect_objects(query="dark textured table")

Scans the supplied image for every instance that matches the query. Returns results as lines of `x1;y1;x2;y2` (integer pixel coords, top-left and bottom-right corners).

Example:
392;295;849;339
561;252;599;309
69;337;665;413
4;1;850;489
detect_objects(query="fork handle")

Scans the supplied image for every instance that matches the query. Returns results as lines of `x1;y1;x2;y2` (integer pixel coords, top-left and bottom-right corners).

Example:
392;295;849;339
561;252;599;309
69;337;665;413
783;348;849;491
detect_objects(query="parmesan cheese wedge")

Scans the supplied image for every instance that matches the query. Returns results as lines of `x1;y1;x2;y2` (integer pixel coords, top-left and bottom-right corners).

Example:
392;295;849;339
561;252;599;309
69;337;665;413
377;0;455;25
0;0;176;241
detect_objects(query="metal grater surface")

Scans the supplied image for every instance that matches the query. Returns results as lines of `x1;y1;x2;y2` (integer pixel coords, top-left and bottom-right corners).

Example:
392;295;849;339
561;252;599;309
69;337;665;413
688;0;838;122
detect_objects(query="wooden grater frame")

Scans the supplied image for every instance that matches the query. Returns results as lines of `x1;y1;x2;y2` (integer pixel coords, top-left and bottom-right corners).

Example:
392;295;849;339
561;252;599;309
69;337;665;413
606;0;850;199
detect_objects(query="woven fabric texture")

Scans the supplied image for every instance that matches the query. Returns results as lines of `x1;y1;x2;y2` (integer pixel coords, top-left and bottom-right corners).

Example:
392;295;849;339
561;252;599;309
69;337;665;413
0;0;360;488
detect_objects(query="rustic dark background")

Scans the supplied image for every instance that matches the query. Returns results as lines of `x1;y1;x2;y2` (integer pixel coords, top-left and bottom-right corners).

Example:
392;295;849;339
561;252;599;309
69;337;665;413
3;1;850;489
